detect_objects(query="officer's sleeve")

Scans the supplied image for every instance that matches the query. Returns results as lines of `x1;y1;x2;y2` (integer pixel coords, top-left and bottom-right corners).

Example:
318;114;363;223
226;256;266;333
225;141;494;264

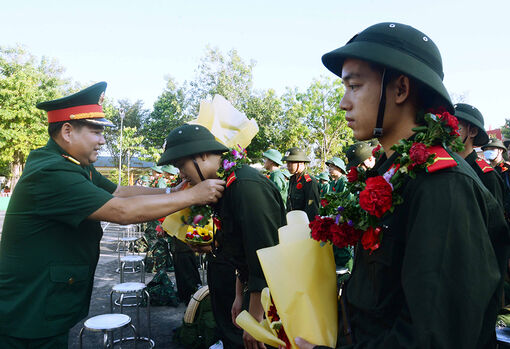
90;165;117;193
34;168;114;228
304;179;320;221
230;179;280;292
349;172;502;348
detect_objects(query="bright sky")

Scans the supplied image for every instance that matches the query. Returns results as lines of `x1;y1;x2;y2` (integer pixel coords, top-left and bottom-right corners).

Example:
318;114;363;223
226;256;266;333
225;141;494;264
2;0;509;129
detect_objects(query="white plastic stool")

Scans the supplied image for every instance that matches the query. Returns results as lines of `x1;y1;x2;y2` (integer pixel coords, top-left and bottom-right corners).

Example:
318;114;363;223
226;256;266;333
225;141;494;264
120;255;145;283
117;237;139;273
110;282;154;348
79;313;137;348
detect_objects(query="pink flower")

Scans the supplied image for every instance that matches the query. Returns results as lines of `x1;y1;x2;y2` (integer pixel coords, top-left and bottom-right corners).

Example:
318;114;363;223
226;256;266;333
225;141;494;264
193;215;204;225
223;159;236;171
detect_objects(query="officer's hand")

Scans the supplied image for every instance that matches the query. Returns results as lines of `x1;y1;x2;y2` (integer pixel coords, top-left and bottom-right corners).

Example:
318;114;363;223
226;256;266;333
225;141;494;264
294;337;316;349
172;180;189;192
190;179;225;205
243;330;266;349
231;296;243;329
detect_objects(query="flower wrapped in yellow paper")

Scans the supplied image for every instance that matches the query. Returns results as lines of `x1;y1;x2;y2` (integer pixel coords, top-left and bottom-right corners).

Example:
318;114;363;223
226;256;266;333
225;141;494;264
236;211;338;348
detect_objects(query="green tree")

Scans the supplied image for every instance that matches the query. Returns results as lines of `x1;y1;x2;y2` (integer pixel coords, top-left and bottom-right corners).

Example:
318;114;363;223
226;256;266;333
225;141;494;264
103;98;149;168
0;45;69;188
298;76;353;168
189;46;255;112
141;77;190;150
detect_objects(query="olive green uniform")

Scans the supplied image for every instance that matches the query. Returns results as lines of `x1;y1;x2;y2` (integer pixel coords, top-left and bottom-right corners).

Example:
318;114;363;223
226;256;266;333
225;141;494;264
0;139;116;340
465;151;504;206
286;172;320;222
209;165;286;348
340;150;509;348
319;182;330;197
328;178;345;194
268;169;289;206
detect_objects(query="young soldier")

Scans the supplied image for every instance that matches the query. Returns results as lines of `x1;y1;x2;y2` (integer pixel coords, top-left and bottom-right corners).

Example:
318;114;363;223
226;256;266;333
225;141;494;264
318;171;330;197
0;83;223;348
483;138;510;176
150;165;167;188
325;157;347;193
283;147;320;222
262;148;288;206
296;23;508;348
345;141;376;170
454;103;504;206
158;124;286;349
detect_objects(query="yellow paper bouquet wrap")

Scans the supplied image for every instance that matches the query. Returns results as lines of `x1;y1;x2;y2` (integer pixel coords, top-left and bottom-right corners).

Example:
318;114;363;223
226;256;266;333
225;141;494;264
161;94;259;238
236;211;338;348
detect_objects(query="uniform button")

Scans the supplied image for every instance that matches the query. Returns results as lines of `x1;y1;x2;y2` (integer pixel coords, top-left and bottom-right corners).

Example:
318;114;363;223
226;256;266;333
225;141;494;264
68;277;75;285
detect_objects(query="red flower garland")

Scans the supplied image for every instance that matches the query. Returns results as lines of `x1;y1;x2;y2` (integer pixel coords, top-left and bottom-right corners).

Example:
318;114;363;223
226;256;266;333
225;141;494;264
359;176;393;218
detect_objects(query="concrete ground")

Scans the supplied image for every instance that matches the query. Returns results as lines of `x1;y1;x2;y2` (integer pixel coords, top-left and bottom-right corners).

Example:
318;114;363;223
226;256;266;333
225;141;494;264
68;223;193;348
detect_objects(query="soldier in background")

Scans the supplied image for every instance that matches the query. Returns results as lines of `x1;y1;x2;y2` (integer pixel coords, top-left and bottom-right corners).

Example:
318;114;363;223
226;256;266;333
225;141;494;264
345;141;376;170
325;157;347;193
283;147;320;222
318;171;330;197
262;148;288;206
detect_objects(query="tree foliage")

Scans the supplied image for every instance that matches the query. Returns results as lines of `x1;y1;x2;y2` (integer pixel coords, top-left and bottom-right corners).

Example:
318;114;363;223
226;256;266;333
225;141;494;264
0;45;69;186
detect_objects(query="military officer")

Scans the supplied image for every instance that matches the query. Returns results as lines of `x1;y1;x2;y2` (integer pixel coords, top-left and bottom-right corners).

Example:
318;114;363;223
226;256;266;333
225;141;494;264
0;82;223;348
283;147;320;222
318;171;330;197
454;103;504;206
345;141;376;170
158;124;286;349
296;23;508;348
262;148;289;205
325;157;347;193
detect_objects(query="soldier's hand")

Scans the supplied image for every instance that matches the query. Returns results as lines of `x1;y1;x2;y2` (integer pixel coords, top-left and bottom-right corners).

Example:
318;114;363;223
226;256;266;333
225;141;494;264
188;244;212;254
172;180;189;192
231;296;243;329
190;179;225;205
294;337;316;349
243;330;266;349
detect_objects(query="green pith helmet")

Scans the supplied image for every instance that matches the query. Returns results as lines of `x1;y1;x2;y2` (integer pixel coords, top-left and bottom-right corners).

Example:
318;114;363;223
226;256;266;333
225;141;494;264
262;149;283;166
140;175;149;181
367;139;380;147
318;171;330;181
481;138;507;151
161;164;179;175
158;124;229;166
504;140;510;149
322;22;453;114
281;168;291;179
282;147;310;163
345;142;373;169
37;82;114;127
325;157;346;173
151;165;163;173
453;103;489;147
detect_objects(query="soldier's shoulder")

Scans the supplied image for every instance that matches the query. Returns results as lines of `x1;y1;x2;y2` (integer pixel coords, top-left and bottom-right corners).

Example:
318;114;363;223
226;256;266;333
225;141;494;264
475;158;494;174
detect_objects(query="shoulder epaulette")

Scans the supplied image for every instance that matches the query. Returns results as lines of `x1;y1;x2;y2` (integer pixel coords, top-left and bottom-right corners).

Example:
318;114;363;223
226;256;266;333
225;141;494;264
304;174;312;182
61;154;81;165
426;145;458;173
475;158;494;173
226;172;237;187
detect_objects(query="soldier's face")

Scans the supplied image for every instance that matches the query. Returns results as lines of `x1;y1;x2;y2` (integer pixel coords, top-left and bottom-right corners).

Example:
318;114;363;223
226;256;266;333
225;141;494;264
287;161;304;174
175;153;221;185
69;124;105;165
340;59;382;140
328;165;342;179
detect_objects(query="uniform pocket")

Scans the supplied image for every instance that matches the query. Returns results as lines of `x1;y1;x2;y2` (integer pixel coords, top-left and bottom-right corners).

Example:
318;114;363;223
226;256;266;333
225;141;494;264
45;264;90;320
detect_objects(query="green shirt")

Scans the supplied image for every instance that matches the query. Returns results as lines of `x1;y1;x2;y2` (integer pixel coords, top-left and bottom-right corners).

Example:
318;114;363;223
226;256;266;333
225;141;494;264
0;138;116;338
268;169;288;206
215;165;286;292
286;172;320;222
343;149;508;348
319;182;330;197
328;178;345;194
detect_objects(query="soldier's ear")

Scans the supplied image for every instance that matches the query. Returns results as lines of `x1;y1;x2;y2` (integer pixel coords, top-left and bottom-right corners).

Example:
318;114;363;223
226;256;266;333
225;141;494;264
60;122;74;144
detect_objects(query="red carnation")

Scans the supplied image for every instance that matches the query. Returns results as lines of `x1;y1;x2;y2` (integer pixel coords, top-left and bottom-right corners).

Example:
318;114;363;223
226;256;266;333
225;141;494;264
296;182;303;189
347;167;358;182
409;142;429;165
361;226;381;252
309;216;335;243
439;112;459;135
330;222;362;248
320;199;328;208
359;176;392;218
372;144;382;157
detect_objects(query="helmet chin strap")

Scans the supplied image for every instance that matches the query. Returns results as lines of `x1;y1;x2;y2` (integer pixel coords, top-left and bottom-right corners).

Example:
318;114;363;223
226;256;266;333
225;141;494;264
192;157;206;182
373;69;389;138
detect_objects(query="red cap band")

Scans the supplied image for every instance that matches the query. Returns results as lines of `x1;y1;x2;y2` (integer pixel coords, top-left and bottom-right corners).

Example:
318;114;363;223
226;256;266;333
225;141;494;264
47;104;104;123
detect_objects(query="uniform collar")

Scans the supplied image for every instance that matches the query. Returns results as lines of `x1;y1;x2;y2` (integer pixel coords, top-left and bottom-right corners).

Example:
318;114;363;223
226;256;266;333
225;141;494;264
46;138;83;166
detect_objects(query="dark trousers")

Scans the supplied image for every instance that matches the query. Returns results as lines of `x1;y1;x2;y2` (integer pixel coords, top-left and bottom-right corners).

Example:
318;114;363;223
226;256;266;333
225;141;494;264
0;332;69;349
206;253;244;349
174;249;202;303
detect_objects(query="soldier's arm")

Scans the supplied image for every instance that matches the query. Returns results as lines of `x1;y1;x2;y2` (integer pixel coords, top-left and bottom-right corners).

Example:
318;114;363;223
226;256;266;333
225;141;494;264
113;180;188;197
89;179;224;224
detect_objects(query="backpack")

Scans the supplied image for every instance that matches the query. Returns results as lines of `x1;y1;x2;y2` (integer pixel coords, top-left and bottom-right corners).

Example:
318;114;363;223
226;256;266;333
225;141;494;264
173;286;219;349
141;269;179;307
